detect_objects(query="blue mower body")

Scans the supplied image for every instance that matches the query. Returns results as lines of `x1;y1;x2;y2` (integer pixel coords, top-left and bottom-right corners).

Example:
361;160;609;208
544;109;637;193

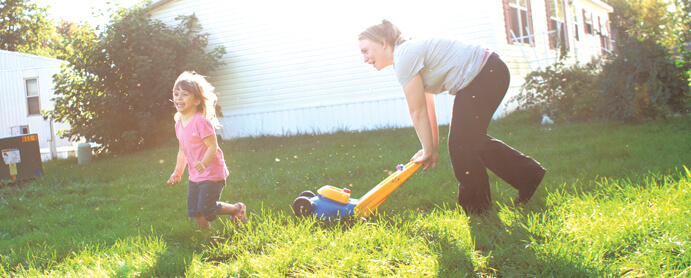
309;194;358;219
292;160;422;220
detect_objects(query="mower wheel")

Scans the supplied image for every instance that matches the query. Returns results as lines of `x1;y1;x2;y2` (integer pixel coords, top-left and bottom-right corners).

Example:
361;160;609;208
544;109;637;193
292;197;313;217
299;190;316;198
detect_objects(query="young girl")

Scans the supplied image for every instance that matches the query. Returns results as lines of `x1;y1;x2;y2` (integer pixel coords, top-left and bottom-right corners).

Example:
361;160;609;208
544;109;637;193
167;71;247;229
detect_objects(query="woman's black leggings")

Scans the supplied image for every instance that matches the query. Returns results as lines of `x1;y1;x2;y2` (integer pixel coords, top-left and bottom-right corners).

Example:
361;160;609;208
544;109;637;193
448;53;544;214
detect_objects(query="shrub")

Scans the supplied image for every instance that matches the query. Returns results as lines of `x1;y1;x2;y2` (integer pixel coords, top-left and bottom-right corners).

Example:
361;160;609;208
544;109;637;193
510;59;601;124
598;36;689;121
511;36;690;123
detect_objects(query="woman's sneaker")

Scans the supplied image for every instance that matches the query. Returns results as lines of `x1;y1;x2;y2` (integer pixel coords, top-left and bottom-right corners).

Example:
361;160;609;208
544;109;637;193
516;167;546;205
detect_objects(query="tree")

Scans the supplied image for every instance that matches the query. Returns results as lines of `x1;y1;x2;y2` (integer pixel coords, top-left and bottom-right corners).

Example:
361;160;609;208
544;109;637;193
601;0;689;120
0;0;61;57
46;3;225;154
52;19;79;60
665;0;691;48
599;36;687;120
607;0;689;48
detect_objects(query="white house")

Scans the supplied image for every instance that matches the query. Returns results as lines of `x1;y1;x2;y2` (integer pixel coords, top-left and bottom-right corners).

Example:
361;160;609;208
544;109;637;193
0;50;73;161
149;0;613;139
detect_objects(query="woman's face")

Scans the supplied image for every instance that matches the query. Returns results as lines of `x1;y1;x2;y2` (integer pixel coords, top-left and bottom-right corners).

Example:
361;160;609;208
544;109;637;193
359;39;392;71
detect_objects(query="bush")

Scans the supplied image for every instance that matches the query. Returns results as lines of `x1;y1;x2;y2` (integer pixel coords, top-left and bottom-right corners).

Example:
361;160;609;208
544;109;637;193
510;59;601;124
511;36;690;123
598;36;689;121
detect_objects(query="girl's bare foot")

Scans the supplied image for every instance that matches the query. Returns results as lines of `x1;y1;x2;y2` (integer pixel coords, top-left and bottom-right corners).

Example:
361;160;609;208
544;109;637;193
230;203;247;224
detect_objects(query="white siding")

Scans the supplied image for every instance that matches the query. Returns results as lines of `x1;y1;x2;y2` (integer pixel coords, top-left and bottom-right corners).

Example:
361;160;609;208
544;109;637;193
492;0;612;112
150;0;497;139
150;0;611;139
0;50;72;160
571;0;614;63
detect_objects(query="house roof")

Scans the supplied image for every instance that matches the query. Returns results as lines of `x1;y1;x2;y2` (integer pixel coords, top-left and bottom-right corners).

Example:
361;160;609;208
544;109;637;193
581;0;614;13
0;49;63;62
149;0;174;11
0;49;65;71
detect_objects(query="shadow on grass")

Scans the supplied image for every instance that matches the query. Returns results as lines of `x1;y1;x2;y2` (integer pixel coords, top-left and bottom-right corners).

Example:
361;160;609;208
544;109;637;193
425;229;477;277
139;243;194;277
466;210;609;277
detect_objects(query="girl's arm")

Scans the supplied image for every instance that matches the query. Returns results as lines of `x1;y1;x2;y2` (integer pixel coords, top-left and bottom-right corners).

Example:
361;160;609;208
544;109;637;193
168;142;187;184
193;134;219;173
403;73;439;170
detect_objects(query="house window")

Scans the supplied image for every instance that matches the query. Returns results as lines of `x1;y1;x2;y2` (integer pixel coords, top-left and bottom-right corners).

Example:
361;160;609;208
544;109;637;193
26;78;40;116
10;125;30;136
573;6;580;41
546;0;567;49
504;0;533;44
583;9;593;35
600;18;612;54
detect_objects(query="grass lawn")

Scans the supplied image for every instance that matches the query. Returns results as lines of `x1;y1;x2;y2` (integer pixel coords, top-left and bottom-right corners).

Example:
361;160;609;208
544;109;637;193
1;115;690;277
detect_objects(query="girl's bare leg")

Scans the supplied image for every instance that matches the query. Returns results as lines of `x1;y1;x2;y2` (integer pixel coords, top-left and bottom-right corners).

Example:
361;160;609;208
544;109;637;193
218;202;241;215
219;202;247;224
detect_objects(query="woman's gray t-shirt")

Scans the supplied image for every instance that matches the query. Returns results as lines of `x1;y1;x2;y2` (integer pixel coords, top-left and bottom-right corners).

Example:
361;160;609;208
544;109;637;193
393;38;486;95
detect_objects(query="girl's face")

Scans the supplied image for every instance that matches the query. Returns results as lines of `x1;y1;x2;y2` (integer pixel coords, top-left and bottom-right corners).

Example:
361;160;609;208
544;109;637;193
359;39;393;71
172;89;201;116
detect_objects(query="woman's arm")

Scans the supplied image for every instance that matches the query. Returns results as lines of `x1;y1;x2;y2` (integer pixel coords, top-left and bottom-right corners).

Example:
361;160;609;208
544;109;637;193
426;92;439;149
403;73;438;170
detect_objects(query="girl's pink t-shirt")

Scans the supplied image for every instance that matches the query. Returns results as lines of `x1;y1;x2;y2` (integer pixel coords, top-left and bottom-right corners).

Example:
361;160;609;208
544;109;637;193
175;113;229;182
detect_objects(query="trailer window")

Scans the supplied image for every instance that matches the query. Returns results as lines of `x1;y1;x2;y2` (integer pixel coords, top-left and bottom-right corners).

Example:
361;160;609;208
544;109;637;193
26;78;40;116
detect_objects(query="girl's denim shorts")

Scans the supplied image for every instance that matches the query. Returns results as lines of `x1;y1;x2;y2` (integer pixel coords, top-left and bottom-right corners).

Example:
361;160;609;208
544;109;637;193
187;179;225;222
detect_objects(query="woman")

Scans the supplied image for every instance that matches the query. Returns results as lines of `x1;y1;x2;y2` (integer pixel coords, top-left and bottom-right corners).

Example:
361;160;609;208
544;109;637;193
358;20;546;214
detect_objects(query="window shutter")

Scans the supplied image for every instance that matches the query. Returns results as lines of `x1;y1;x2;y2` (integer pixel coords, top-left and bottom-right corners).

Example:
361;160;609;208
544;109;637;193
545;0;554;48
527;0;534;40
582;9;587;34
503;0;512;44
562;0;569;48
545;0;552;28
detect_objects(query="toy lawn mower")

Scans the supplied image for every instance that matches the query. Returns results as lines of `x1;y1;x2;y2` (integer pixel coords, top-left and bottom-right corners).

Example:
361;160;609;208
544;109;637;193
291;158;422;220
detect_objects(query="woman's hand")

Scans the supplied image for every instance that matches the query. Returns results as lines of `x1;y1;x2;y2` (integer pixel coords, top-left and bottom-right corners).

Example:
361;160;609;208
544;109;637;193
411;149;438;171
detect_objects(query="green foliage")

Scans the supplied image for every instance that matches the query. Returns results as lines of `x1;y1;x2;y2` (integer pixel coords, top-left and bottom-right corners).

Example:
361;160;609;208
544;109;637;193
512;0;691;123
46;4;226;154
599;36;690;121
510;60;601;123
51;20;79;61
607;0;675;45
676;0;691;42
0;0;62;57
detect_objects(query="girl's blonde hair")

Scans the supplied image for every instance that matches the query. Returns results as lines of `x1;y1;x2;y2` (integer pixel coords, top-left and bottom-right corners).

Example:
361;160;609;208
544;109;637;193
358;19;407;47
173;71;220;127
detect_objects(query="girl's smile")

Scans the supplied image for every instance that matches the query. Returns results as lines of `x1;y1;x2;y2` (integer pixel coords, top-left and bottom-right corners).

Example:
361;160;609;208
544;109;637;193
173;89;201;116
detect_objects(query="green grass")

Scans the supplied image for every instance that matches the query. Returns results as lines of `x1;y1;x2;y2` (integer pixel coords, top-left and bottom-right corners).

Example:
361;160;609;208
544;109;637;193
1;116;690;277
